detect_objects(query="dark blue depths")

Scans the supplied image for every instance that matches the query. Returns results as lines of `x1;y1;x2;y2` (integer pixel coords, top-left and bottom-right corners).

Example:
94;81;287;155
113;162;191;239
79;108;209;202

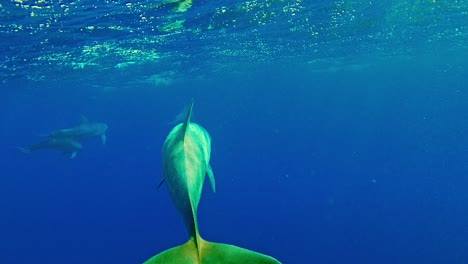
0;0;467;263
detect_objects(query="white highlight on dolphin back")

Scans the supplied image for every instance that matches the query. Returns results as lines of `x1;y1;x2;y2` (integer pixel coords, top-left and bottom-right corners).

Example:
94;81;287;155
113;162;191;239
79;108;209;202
162;119;213;239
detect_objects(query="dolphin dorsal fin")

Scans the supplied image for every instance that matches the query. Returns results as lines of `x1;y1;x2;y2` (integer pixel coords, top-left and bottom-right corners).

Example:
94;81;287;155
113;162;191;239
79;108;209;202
80;115;89;124
180;99;194;141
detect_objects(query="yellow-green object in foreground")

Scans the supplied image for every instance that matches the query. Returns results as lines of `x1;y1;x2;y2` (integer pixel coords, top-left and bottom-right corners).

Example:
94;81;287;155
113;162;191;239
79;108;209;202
145;100;280;264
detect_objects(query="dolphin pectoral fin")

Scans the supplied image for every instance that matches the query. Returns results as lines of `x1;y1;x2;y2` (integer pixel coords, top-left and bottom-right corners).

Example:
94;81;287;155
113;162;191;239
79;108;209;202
144;239;281;264
70;152;77;159
156;178;165;189
206;164;216;193
101;134;107;144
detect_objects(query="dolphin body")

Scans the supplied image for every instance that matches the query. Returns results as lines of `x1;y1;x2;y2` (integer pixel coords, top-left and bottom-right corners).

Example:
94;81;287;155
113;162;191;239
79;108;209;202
48;116;108;144
19;137;82;159
145;100;281;264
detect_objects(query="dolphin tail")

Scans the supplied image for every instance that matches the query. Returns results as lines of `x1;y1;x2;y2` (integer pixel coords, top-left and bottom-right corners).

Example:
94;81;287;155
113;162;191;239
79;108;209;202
18;147;31;154
144;235;281;264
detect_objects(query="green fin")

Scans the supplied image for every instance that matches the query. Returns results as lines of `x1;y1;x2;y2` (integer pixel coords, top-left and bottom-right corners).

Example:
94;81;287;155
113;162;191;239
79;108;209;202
181;99;194;140
206;164;216;193
144;238;281;264
145;239;198;264
200;240;281;264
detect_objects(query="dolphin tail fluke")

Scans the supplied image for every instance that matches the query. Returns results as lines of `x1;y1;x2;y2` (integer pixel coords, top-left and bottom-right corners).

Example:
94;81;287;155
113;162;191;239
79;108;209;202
200;239;281;264
144;237;281;264
144;239;198;264
18;147;31;154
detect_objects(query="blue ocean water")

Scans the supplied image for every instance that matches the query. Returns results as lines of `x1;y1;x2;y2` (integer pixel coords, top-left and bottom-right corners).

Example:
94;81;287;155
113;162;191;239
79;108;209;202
1;0;467;263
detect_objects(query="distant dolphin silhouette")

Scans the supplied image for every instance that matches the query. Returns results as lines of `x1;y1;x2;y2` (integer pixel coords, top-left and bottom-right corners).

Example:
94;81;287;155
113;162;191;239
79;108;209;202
19;137;82;159
145;100;281;264
48;116;108;144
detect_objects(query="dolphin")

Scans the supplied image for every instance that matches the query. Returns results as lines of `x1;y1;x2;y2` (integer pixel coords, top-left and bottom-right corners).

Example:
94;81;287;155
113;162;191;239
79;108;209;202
145;100;281;264
48;116;108;144
19;137;82;159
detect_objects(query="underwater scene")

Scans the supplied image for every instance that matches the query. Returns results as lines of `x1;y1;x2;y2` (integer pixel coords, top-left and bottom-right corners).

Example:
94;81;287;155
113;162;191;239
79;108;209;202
0;0;467;263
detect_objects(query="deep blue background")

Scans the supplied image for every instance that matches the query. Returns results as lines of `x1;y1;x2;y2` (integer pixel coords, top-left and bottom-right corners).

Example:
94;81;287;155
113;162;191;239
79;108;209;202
0;1;467;262
1;56;467;264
